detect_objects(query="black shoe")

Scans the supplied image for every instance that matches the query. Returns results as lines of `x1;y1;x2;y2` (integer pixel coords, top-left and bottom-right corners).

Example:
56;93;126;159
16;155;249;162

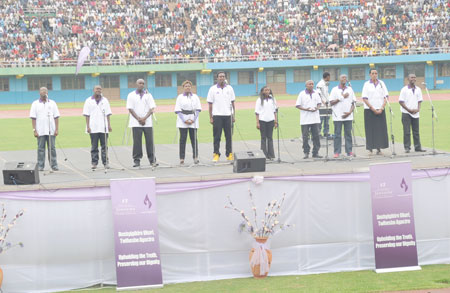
51;167;59;171
415;149;426;152
312;154;323;158
133;161;140;167
405;149;410;153
303;153;309;159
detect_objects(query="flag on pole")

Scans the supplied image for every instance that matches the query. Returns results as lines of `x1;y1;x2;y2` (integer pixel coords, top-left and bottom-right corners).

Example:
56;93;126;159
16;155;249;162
75;47;91;75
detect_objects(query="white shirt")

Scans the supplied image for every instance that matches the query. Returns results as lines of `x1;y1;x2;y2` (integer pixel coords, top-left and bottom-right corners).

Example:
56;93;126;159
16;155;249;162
399;85;423;118
316;79;329;104
174;93;202;128
126;90;156;127
255;97;277;122
330;85;356;121
296;89;322;125
207;84;235;116
362;79;389;110
30;98;60;136
82;96;112;133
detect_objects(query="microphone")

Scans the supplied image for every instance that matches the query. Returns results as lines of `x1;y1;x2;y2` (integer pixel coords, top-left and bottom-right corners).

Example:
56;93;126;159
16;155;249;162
269;94;273;99
348;81;352;87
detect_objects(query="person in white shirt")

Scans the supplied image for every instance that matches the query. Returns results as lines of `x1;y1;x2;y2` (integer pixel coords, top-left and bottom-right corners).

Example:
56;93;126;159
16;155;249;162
330;74;356;158
362;69;389;155
296;80;322;159
83;85;112;169
30;87;60;171
399;74;426;153
126;79;157;167
207;71;236;162
255;86;278;160
316;72;331;139
174;80;202;165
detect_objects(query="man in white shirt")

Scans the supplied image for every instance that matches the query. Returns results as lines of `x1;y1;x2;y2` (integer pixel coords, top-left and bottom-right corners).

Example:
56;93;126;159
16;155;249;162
399;74;426;153
207;71;236;162
30;87;60;171
126;79;157;167
330;74;356;158
316;72;331;139
83;85;112;169
296;80;322;159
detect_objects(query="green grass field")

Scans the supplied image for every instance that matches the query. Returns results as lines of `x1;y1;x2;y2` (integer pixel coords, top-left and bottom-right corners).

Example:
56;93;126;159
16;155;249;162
0;99;448;152
64;264;450;293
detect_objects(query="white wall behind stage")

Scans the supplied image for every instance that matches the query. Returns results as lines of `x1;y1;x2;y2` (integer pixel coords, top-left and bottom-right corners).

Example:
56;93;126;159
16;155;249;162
0;171;449;292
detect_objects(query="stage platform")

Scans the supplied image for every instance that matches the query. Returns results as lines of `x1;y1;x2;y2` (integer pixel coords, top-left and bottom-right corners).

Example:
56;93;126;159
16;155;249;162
1;137;449;292
1;136;449;190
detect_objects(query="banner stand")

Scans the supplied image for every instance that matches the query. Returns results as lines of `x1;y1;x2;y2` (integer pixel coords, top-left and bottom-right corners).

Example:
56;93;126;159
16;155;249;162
369;161;421;273
110;177;164;290
375;266;421;274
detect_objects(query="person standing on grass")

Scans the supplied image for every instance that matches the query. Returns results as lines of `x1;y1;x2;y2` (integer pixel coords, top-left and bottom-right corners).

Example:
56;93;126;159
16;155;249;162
126;79;157;168
255;86;277;160
174;80;202;165
83;85;112;170
399;73;426;153
30;87;60;171
330;74;356;158
296;80;322;159
207;71;236;162
316;72;332;139
362;68;389;156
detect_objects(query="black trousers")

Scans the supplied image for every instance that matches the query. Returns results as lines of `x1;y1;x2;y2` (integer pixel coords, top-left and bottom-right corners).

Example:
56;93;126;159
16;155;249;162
402;113;422;151
259;120;275;159
301;123;320;155
90;133;108;165
213;115;232;156
179;128;198;159
132;127;155;163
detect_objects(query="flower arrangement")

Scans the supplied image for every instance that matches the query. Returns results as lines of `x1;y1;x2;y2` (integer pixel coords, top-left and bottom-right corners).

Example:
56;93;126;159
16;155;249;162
225;189;292;238
0;203;25;254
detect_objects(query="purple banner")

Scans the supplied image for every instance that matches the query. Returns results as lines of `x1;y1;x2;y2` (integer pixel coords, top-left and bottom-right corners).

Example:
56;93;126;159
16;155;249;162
110;178;163;289
370;162;420;271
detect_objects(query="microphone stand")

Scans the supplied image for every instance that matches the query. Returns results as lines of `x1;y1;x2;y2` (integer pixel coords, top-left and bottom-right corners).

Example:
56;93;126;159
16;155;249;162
273;98;284;164
102;107;109;174
190;96;206;167
324;101;331;161
47;111;54;173
423;83;437;155
384;97;396;157
230;102;234;162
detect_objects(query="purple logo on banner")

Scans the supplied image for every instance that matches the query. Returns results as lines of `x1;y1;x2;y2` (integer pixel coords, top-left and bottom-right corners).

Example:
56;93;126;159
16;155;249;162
110;178;163;289
369;162;420;272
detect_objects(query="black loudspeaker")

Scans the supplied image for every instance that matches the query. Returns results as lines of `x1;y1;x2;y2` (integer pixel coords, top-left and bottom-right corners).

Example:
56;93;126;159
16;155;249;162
3;162;40;185
233;151;266;173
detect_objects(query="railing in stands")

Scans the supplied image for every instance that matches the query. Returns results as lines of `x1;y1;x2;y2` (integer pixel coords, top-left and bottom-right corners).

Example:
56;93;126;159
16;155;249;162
0;47;448;68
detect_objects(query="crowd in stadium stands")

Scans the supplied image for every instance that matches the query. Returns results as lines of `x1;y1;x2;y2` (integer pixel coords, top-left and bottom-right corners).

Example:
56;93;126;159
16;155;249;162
0;0;448;66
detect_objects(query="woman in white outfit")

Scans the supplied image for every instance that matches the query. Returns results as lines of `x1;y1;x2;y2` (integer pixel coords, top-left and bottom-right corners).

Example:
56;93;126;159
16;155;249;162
255;86;278;160
174;80;202;165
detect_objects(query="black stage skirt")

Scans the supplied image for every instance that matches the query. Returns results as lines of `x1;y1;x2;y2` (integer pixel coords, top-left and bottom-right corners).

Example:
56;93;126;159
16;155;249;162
364;109;389;150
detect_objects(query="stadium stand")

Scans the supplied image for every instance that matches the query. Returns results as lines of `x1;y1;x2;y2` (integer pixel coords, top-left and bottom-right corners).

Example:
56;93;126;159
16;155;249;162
0;0;448;67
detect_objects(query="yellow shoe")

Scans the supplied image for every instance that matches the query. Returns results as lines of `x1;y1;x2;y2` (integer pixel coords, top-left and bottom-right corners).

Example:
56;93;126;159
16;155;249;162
212;153;220;162
226;153;234;161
